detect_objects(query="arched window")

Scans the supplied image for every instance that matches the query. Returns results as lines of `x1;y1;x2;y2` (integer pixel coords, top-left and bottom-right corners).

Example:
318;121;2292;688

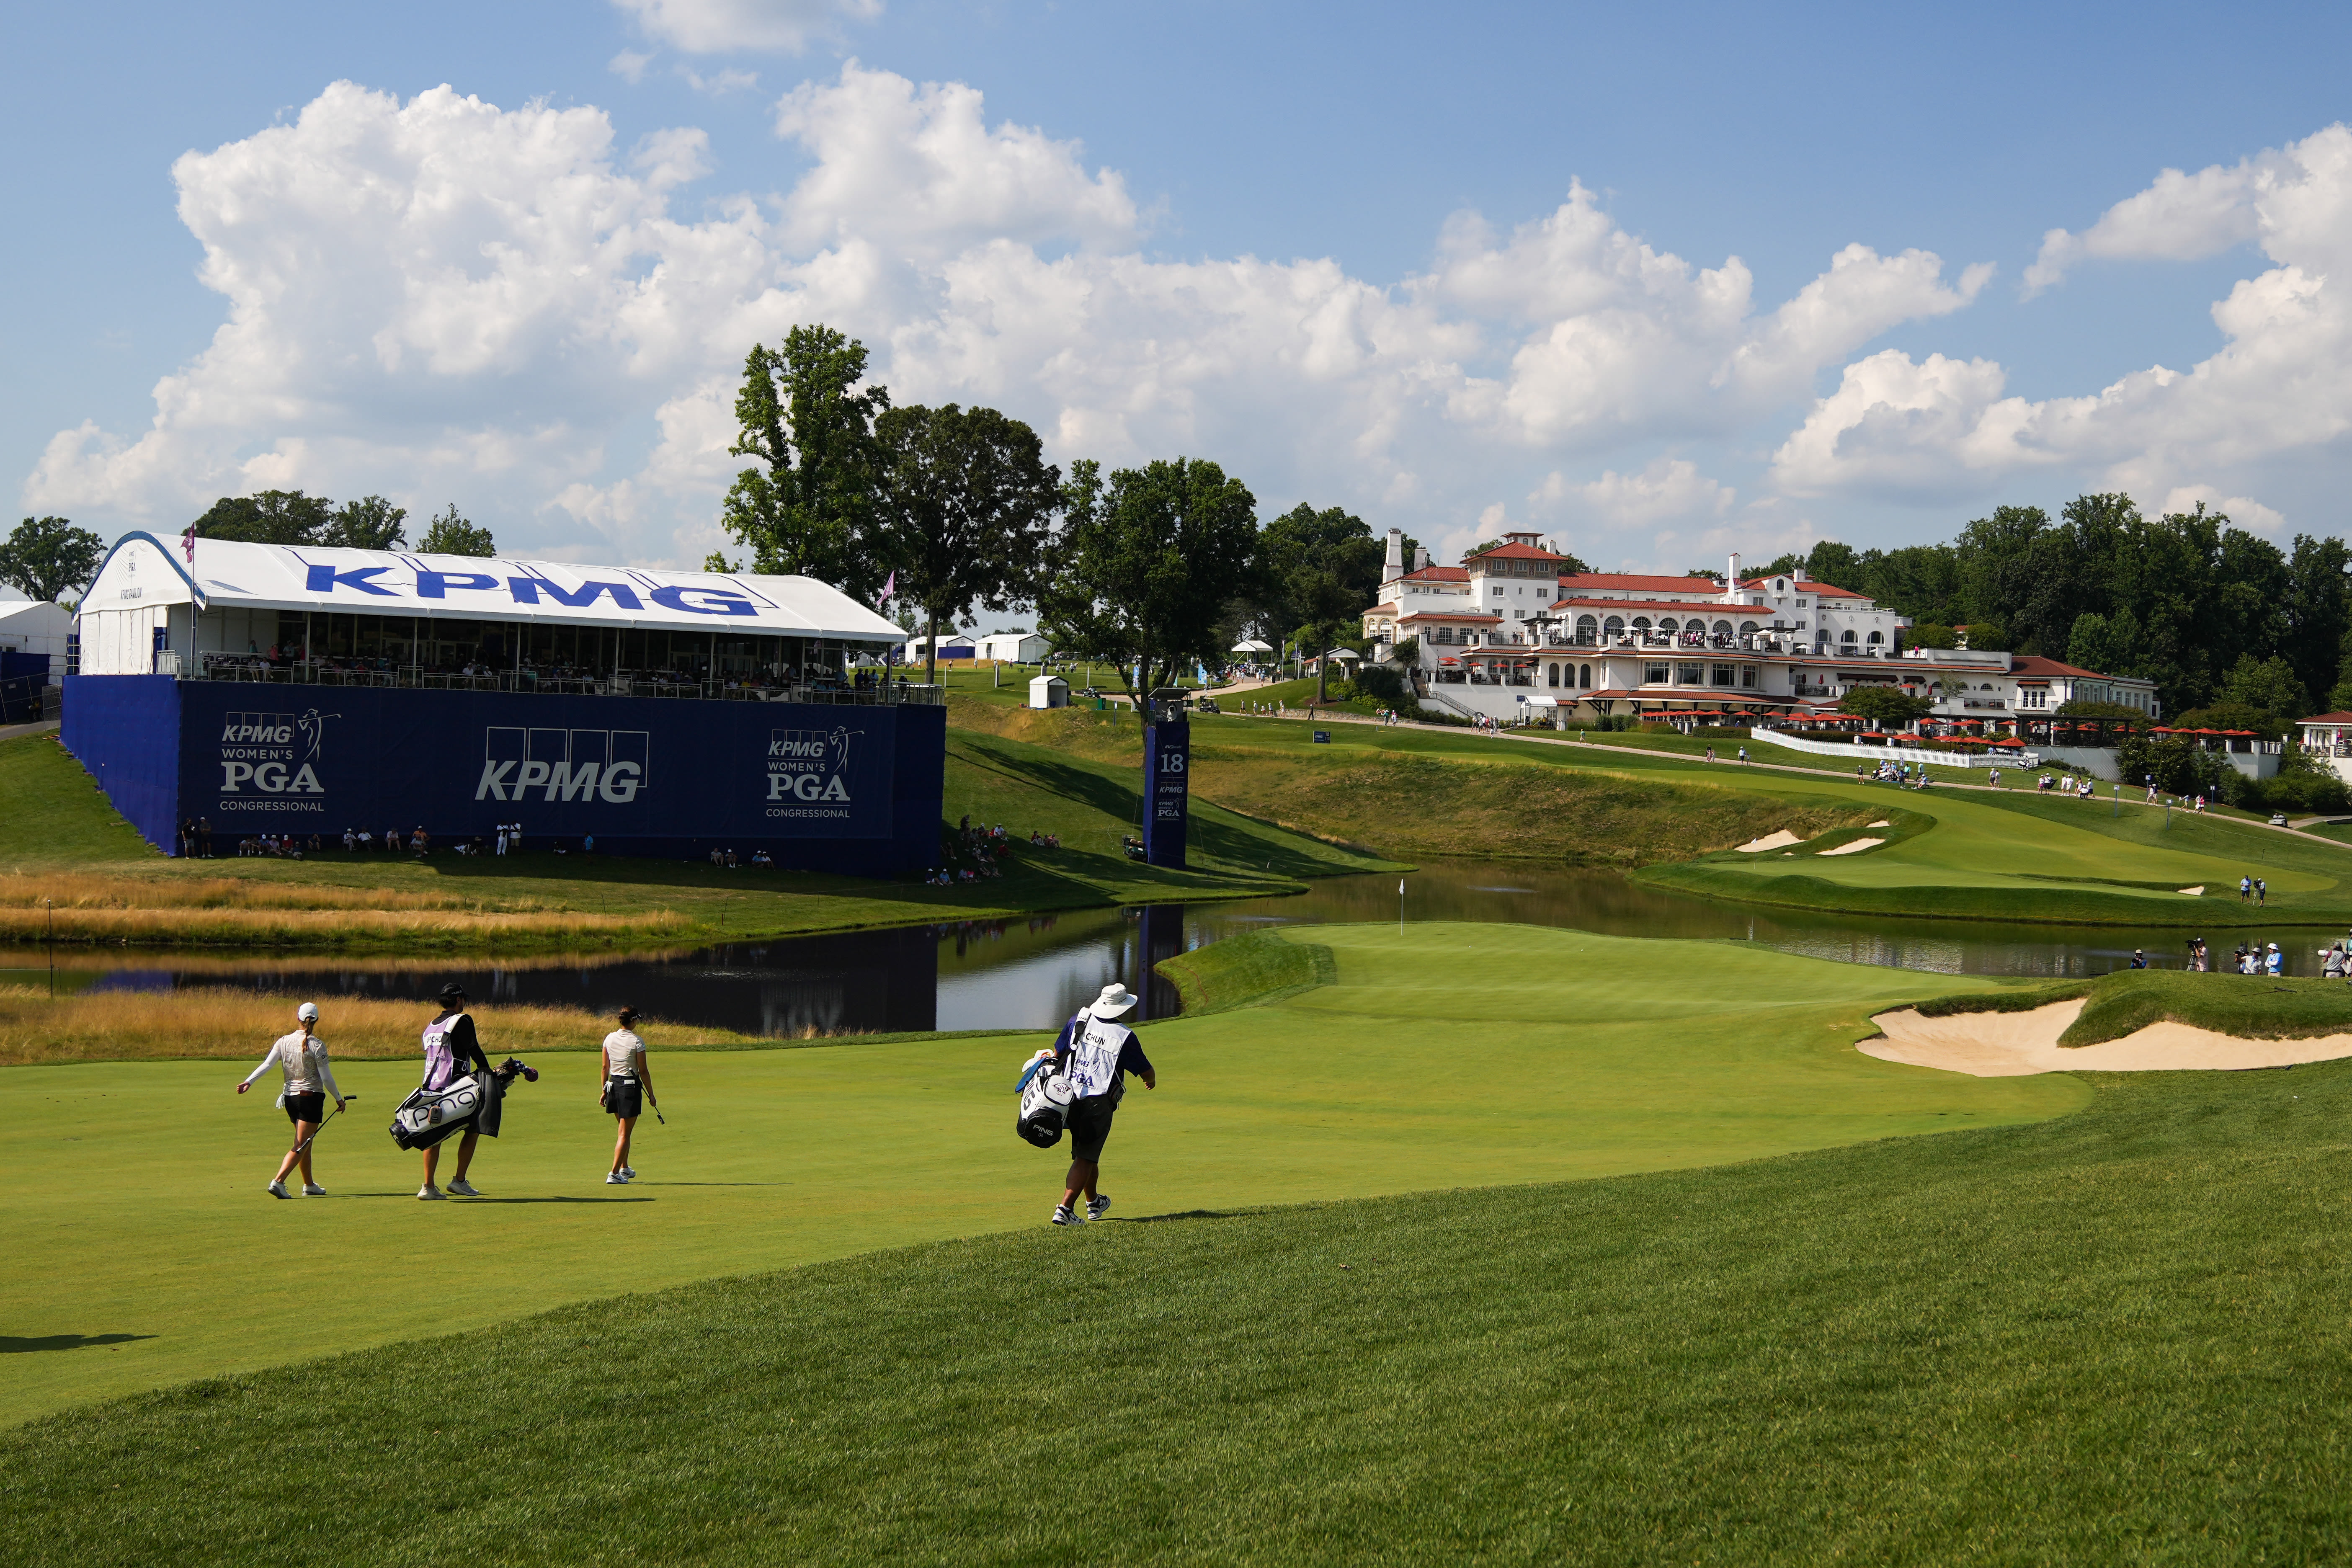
1579;663;1592;687
1603;616;1625;635
1712;620;1732;636
1841;629;1857;645
1576;614;1598;640
1632;617;1653;632
1548;663;1560;687
1656;617;1677;633
1866;630;1883;645
1738;620;1759;634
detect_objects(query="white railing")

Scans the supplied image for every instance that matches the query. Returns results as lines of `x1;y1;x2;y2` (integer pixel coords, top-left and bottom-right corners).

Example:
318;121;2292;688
1748;729;2035;771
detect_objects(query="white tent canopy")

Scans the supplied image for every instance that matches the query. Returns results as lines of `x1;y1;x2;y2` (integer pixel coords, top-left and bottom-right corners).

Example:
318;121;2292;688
82;534;905;642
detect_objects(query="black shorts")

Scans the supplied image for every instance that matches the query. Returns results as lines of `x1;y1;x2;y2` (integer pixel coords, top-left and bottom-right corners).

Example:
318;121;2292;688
603;1077;643;1119
284;1091;325;1125
1066;1096;1116;1163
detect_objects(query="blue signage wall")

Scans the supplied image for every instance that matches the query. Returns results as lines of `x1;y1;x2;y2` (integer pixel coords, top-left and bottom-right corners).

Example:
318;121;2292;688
63;676;946;876
1141;717;1189;868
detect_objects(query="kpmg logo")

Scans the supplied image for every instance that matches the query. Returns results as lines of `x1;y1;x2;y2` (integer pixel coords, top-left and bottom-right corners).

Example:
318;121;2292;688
766;728;858;805
218;707;336;797
476;727;647;804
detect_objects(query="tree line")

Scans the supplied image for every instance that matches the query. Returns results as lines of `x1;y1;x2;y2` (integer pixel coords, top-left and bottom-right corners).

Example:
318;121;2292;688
1762;495;2352;729
713;323;1395;696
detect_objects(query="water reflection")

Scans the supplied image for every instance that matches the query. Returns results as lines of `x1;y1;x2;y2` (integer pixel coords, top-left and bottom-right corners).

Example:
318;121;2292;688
8;859;2317;1037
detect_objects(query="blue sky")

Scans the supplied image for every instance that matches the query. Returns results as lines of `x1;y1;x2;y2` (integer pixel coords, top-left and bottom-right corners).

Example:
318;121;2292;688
6;0;2350;581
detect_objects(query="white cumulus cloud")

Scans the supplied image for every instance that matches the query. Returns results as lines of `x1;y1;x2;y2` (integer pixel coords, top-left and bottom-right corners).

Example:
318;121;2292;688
611;0;879;54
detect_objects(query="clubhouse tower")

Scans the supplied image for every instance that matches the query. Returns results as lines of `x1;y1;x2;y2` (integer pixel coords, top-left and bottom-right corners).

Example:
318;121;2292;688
64;534;942;871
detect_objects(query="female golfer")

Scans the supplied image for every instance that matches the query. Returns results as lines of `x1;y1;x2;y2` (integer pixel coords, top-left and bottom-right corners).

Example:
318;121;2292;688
600;1006;653;1184
418;982;493;1200
235;1001;345;1198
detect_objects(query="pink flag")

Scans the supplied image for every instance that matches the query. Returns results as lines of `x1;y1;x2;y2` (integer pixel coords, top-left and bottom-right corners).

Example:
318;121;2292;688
877;570;895;607
182;524;196;564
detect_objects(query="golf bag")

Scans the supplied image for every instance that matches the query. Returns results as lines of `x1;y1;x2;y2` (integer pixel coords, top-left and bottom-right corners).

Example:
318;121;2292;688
1015;1052;1077;1149
390;1057;536;1150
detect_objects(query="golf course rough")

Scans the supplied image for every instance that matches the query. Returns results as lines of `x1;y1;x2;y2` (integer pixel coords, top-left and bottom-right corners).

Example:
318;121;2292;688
0;922;2084;1428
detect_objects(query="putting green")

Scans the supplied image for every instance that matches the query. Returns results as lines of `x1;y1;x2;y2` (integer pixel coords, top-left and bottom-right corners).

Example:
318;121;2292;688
0;923;2086;1426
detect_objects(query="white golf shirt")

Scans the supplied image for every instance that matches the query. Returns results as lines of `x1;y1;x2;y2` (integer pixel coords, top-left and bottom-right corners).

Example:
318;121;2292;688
242;1030;342;1098
602;1028;645;1080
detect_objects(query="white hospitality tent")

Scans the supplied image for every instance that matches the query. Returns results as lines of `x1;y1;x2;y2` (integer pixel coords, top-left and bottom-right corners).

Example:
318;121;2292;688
1230;638;1273;655
75;533;907;681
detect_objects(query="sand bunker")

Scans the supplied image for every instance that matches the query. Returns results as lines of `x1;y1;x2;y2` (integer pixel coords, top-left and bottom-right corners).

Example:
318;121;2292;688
1737;830;1802;853
1818;837;1885;856
1862;999;2352;1076
1868;820;1891;828
2178;886;2205;895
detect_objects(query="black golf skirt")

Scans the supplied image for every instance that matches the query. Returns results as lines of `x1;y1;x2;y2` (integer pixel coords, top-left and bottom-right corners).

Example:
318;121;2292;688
283;1091;325;1125
603;1077;643;1119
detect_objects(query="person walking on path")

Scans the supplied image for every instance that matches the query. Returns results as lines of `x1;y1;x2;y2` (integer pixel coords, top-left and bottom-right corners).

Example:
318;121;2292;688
417;983;493;1200
1039;983;1157;1227
1738;746;1749;765
599;1006;654;1185
236;1002;345;1198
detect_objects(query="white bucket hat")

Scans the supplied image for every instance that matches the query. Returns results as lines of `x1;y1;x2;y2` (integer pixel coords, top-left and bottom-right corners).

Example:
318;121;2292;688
1089;983;1140;1018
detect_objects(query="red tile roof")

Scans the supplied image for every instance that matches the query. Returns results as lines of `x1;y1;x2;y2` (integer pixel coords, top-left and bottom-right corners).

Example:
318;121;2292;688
1551;598;1762;616
2008;655;2107;680
1557;572;1726;596
2300;712;2352;725
1465;542;1575;563
1399;565;1470;583
1739;575;1872;601
1397;609;1501;623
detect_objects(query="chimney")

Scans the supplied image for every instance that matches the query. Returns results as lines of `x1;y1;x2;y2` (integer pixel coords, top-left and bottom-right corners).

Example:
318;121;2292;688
1793;564;1808;582
1726;550;1742;601
1383;527;1405;585
1413;546;1430;573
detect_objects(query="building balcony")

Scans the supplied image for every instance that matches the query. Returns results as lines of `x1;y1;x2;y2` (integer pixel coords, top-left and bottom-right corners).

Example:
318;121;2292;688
175;653;946;706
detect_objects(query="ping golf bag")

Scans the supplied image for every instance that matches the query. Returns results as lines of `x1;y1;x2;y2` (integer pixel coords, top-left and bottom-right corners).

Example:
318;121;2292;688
1015;1052;1076;1149
390;1057;536;1150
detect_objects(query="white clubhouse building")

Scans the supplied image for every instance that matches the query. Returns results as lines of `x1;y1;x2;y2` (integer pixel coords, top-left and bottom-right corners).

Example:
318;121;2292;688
1362;530;2159;728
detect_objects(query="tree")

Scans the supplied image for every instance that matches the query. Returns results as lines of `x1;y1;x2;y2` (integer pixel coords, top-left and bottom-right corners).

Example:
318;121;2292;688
2287;534;2352;710
0;516;105;605
1682;566;1725;584
871;403;1060;686
2221;652;2310;722
703;552;742;573
720;325;889;598
418;505;495;557
1904;623;1960;650
1838;684;1933;729
192;490;335;545
2066;608;2143;677
1038;457;1261;701
322;496;407;550
1291;567;1362;702
1259;503;1385;701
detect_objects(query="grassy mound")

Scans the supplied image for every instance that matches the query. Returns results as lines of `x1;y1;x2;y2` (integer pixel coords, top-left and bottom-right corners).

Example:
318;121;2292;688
0;923;2077;1426
1153;927;1336;1014
12;1065;2352;1563
1908;968;2352;1048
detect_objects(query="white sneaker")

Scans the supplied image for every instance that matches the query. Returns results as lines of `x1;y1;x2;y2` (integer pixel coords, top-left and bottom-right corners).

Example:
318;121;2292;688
620;1166;635;1180
418;1184;445;1201
1086;1194;1111;1222
606;1171;626;1184
1051;1205;1078;1226
446;1179;480;1197
302;1183;326;1197
267;1180;290;1200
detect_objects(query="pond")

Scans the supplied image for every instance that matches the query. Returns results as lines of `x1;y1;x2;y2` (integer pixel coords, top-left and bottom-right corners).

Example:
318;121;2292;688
9;861;2326;1038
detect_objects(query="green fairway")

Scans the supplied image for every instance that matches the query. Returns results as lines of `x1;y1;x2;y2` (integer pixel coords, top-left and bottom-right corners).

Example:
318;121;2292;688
0;922;2079;1426
11;1057;2348;1563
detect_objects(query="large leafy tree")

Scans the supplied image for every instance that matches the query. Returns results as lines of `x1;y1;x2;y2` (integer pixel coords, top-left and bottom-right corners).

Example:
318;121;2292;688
1838;683;1933;729
418;505;495;557
720;325;889;598
871;404;1061;685
0;516;106;604
1258;503;1388;697
1039;457;1261;701
192;490;336;545
324;496;407;550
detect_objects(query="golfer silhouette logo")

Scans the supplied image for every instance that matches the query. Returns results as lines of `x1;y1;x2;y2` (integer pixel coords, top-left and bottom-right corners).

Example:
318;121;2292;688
297;709;340;765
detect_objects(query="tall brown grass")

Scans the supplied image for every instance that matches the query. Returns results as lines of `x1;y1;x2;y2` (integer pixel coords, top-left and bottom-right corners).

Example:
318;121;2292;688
0;906;692;948
0;870;553;912
0;986;773;1067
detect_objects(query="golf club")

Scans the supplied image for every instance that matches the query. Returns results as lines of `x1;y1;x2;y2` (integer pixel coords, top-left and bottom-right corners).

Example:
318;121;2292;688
288;1093;356;1160
647;1086;665;1126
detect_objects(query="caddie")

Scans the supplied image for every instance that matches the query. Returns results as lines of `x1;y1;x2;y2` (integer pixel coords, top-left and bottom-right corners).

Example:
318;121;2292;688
1046;982;1157;1227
